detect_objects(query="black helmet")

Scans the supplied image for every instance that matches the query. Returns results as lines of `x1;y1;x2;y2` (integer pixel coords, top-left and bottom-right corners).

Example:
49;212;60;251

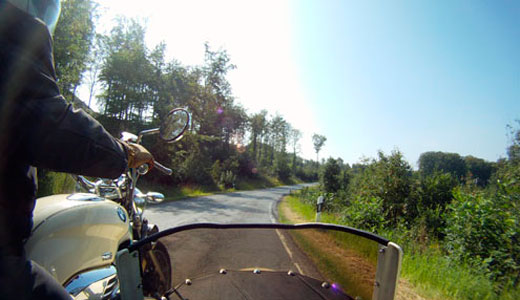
7;0;61;34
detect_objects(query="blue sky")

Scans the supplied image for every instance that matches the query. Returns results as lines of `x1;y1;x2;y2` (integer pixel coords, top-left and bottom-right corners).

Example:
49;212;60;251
87;0;520;166
291;1;519;165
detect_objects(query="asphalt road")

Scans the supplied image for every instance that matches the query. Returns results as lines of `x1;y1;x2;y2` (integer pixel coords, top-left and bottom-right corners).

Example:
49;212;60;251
145;183;314;227
144;183;327;294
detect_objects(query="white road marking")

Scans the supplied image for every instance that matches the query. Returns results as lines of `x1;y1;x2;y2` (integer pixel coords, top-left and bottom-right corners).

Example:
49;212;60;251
269;200;277;223
272;196;306;275
275;228;305;275
294;262;304;275
275;229;293;258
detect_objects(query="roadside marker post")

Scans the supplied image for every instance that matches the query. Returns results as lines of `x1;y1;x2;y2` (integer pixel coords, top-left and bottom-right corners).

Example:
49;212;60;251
316;195;324;222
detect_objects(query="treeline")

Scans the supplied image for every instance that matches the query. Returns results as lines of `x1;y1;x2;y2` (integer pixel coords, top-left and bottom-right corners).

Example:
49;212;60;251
40;0;320;193
302;125;520;295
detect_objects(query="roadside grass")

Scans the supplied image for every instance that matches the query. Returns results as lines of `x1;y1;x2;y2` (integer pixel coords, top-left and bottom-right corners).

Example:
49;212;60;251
401;251;498;300
279;194;337;223
235;175;281;190
141;175;304;202
279;195;380;300
38;170;307;202
138;181;215;201
279;194;380;263
280;194;520;300
289;229;377;299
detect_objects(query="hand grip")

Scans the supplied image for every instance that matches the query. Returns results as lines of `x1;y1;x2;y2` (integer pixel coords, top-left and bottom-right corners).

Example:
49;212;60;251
154;161;173;175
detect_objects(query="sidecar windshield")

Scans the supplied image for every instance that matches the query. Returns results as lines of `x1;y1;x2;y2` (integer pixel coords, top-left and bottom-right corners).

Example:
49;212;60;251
128;223;401;300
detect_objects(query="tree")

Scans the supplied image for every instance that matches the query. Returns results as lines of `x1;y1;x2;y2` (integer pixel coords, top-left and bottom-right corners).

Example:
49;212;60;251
312;134;327;162
506;120;520;163
418;151;467;180
197;43;237;138
98;18;154;127
54;0;97;100
270;114;290;153
289;128;302;173
349;150;413;225
248;110;268;162
495;121;520;193
84;34;106;108
464;155;495;187
321;158;341;193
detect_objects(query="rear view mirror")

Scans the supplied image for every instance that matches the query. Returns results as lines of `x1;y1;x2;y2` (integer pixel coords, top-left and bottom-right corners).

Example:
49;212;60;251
160;108;190;143
145;192;165;203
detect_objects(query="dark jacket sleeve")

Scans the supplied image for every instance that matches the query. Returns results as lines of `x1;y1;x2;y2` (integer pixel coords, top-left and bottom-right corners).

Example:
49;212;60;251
21;98;129;179
0;3;128;179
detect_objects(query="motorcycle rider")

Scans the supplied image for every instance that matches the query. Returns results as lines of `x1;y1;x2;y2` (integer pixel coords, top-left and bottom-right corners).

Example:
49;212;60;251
0;0;154;298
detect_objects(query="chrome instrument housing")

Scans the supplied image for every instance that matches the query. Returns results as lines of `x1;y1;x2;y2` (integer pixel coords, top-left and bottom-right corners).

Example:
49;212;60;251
65;266;118;300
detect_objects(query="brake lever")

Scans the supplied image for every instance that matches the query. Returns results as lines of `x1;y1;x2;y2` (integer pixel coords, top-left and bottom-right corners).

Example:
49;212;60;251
154;161;173;176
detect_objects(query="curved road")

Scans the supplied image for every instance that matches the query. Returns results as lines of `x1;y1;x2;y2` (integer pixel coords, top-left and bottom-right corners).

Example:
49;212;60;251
143;184;375;299
145;184;312;228
143;184;331;293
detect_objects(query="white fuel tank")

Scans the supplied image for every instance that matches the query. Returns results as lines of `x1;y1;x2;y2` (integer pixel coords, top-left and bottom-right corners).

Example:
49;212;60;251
25;193;132;285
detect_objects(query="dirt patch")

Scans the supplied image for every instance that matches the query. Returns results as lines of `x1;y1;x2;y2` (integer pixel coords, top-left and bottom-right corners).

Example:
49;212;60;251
279;197;308;223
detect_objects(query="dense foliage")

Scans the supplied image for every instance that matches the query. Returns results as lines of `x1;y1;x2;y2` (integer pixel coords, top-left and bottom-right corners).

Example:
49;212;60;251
38;2;320;196
53;0;97;100
304;128;520;296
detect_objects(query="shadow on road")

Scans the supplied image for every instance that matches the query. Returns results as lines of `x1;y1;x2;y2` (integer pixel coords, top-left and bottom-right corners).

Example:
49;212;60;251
152;197;266;215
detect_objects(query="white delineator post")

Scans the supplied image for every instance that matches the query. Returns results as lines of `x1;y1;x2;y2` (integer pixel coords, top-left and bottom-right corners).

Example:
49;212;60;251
316;195;324;222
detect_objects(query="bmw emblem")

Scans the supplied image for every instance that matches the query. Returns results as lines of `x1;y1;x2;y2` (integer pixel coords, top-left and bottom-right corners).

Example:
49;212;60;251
117;207;127;223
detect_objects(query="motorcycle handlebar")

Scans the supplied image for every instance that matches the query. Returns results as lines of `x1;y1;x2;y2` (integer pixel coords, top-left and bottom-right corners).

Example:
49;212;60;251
154;161;173;176
75;175;96;189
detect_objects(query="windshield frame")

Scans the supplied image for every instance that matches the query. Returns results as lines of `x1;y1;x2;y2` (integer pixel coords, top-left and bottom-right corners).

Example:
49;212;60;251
128;222;390;252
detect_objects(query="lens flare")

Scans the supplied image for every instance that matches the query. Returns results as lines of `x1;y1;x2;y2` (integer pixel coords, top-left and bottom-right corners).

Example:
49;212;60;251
236;143;246;153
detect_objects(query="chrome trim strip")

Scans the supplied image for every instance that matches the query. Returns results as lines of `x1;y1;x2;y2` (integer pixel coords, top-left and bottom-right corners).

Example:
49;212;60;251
65;266;117;297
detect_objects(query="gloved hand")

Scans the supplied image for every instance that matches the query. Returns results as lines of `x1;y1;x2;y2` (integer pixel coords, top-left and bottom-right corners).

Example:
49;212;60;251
124;142;154;169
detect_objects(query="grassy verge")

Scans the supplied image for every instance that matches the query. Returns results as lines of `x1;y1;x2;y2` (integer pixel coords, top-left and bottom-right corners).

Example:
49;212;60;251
139;181;216;201
39;171;303;202
279;195;380;299
141;175;304;202
401;250;499;300
280;194;520;300
289;229;377;299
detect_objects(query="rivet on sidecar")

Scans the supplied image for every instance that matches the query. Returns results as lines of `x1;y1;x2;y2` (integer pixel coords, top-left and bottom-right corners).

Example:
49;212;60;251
253;269;261;274
219;269;227;274
287;270;295;276
185;279;192;286
321;282;331;289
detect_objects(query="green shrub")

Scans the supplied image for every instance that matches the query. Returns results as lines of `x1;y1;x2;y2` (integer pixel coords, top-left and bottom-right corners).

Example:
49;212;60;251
340;195;386;233
320;158;341;193
410;172;458;238
444;186;520;290
275;154;291;181
219;170;236;188
37;170;76;197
